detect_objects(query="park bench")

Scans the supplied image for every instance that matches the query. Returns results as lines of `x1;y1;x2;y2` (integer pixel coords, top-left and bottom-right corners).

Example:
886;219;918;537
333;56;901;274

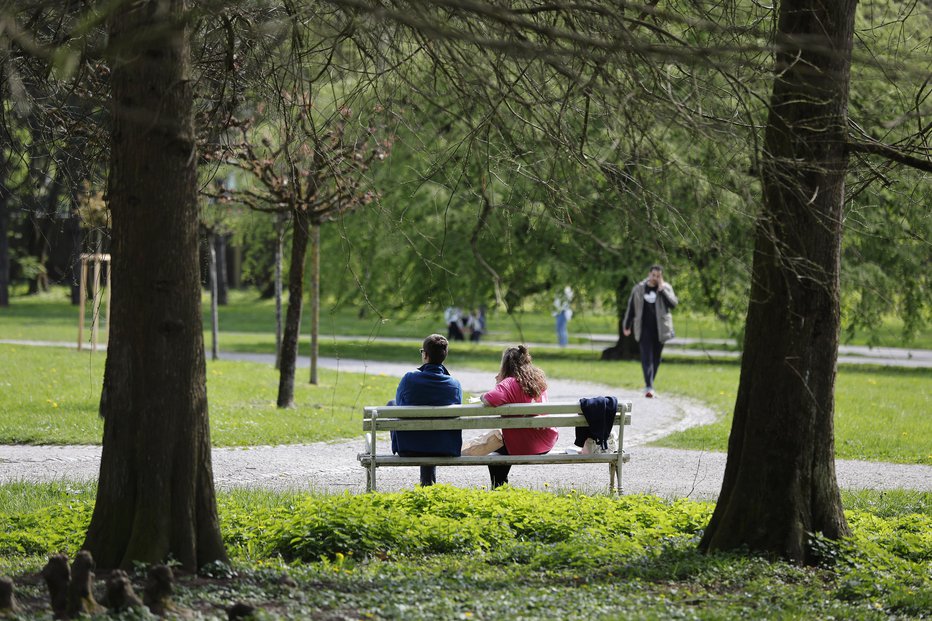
357;401;632;492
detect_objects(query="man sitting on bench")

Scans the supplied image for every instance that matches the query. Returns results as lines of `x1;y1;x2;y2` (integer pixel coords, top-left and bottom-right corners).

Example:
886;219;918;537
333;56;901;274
390;334;463;486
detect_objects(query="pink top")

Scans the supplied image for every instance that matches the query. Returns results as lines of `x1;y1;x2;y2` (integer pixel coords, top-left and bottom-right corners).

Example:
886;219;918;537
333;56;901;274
482;376;559;455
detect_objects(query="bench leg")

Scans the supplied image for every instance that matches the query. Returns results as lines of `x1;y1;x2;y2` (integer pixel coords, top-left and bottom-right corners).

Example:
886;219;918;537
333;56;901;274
367;429;378;492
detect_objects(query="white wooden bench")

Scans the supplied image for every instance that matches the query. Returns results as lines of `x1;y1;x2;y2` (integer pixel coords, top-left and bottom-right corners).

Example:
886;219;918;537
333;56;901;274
357;401;632;492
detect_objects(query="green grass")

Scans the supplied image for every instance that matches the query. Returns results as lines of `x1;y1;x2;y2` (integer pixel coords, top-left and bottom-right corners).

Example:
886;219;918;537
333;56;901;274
1;484;930;620
0;344;398;446
2;340;929;465
651;363;932;465
240;340;932;465
2;289;930;464
4;286;930;347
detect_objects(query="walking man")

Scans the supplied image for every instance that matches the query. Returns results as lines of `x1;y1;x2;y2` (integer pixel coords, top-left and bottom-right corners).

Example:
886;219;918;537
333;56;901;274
390;334;463;485
623;265;678;398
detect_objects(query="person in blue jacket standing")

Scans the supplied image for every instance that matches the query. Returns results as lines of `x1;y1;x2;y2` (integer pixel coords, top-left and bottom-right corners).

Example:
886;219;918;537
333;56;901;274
553;286;574;347
390;333;463;486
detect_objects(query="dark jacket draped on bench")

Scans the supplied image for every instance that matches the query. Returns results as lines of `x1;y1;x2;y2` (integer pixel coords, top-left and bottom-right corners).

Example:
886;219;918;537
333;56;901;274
575;396;618;450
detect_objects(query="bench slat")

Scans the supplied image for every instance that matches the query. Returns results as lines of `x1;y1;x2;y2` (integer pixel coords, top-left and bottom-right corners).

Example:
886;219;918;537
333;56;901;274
363;401;632;419
364;413;630;432
358;452;632;466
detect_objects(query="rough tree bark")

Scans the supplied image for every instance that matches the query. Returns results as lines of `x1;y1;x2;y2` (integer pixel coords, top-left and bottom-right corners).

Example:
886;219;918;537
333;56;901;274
699;0;855;563
83;0;228;571
0;33;7;306
277;207;310;407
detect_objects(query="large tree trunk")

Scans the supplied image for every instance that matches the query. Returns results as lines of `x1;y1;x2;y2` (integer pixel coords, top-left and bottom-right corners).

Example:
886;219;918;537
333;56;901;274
277;207;309;408
83;0;227;571
0;38;8;306
700;0;854;563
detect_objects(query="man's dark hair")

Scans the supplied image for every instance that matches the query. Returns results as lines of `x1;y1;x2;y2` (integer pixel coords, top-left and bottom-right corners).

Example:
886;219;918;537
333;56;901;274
422;334;449;364
650;264;664;273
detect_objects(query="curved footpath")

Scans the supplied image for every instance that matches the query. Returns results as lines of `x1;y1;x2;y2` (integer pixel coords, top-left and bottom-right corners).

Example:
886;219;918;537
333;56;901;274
2;346;931;498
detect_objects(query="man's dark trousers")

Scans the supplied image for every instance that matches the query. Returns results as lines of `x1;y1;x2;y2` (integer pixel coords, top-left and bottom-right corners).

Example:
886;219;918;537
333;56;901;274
639;317;663;389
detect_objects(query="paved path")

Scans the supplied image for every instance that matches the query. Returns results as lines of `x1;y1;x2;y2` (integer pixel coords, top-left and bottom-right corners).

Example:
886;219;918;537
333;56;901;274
5;336;932;368
579;334;932;368
1;345;930;498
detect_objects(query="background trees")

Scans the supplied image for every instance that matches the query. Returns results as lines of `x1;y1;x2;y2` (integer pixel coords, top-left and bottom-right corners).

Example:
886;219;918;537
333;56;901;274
202;12;392;402
317;0;929;563
1;0;928;570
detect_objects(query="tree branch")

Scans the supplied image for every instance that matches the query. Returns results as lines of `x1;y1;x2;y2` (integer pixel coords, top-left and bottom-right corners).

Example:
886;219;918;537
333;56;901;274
847;140;932;173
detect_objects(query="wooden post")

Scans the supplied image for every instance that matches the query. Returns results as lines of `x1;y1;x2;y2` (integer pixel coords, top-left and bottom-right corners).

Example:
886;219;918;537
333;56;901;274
77;253;111;352
78;258;88;350
616;403;630;493
91;255;102;351
368;409;378;492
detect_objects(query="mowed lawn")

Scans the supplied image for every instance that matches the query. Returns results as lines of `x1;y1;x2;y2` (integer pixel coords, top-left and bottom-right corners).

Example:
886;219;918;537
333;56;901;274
0;344;398;446
4;286;931;348
652;362;932;465
0;341;929;465
516;355;932;466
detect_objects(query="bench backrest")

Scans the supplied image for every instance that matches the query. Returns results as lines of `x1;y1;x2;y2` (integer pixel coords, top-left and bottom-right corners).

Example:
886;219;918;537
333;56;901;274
363;402;633;432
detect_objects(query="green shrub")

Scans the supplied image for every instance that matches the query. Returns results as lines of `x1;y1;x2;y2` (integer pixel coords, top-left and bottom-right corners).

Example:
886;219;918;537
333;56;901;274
220;487;717;562
3;485;931;620
0;501;93;556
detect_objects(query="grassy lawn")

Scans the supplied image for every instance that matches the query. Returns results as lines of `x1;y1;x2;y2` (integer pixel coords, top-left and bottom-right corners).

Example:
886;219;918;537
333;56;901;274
655;363;932;465
2;340;929;465
0;344;398;446
2;290;930;464
4;286;931;347
1;483;930;620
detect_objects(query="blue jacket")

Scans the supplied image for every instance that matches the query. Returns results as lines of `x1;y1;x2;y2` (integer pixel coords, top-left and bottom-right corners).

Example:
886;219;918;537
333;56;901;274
391;363;463;456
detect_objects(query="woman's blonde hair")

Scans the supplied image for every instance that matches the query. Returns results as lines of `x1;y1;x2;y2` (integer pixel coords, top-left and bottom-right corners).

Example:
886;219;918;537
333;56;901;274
496;345;547;399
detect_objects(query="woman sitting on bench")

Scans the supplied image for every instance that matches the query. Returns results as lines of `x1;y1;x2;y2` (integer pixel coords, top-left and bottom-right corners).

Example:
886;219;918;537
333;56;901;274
480;345;559;488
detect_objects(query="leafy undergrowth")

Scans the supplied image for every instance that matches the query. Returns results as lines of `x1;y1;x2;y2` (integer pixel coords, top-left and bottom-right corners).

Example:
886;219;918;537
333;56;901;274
1;485;930;619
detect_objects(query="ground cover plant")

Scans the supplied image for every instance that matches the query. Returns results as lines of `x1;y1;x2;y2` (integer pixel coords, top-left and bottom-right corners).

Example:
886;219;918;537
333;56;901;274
0;344;397;446
0;483;930;619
